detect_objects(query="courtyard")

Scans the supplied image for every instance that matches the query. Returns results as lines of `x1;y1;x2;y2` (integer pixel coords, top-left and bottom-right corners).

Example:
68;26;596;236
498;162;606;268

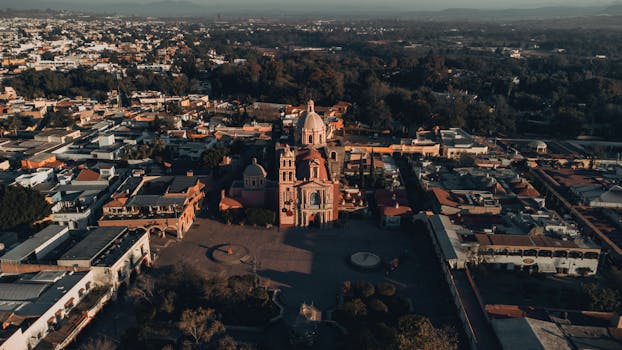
154;218;458;326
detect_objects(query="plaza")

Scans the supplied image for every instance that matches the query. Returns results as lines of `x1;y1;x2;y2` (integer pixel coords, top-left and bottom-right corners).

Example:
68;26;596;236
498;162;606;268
154;218;458;326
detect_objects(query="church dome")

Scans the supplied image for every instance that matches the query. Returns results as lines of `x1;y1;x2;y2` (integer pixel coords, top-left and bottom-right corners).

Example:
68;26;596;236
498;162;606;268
298;100;325;131
243;158;267;178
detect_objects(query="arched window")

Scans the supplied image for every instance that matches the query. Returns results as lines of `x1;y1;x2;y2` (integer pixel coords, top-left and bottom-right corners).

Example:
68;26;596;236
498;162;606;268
313;167;319;178
331;152;337;160
319;135;323;143
282;172;286;181
310;191;321;206
288;160;292;167
308;135;313;144
289;172;293;181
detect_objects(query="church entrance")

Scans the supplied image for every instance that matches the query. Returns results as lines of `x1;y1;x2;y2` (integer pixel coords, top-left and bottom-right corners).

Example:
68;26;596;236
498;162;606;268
308;213;321;228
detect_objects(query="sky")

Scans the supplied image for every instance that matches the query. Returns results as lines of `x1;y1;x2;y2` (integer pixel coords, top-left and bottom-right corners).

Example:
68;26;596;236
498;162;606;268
28;0;616;11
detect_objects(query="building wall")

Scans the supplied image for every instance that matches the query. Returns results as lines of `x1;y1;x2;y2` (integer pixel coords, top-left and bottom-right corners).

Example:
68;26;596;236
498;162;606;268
52;210;91;230
21;155;58;169
480;254;599;275
443;146;488;159
92;232;151;289
0;271;95;350
0;262;89;274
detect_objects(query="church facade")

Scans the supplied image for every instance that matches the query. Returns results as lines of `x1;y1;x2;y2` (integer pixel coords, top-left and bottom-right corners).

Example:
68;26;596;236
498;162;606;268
278;100;340;228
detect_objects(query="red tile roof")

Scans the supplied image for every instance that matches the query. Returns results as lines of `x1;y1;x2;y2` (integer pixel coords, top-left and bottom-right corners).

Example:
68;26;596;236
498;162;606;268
75;169;100;181
430;187;460;207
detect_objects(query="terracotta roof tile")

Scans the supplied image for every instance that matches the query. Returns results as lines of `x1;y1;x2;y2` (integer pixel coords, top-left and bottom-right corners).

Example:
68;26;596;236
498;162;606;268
75;169;101;181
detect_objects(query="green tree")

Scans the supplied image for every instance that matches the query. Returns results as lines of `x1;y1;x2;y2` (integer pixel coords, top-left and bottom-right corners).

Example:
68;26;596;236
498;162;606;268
46;109;75;128
6;115;22;135
200;146;229;169
244;208;275;226
581;283;621;312
0;184;51;230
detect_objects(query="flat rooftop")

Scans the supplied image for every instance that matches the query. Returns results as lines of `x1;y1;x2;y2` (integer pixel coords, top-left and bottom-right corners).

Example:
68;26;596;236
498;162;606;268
0;225;68;263
475;233;599;251
126;195;186;207
58;226;127;264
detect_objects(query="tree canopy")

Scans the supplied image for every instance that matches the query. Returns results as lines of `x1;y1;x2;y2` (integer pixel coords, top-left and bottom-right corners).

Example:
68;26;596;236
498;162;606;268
0;184;51;231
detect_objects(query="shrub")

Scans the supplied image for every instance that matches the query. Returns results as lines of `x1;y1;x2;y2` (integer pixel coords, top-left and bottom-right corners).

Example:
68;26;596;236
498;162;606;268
245;208;275;226
376;282;397;297
353;281;376;299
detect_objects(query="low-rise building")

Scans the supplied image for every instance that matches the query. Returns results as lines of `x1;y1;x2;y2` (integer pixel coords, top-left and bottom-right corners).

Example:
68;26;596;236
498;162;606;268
440;128;488;159
425;214;600;275
34;129;81;144
21;153;64;170
57;226;150;290
14;168;54;188
0;271;94;350
0;225;69;265
98;175;205;239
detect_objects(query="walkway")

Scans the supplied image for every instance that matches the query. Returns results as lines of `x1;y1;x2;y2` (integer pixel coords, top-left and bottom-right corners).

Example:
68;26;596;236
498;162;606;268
452;270;500;350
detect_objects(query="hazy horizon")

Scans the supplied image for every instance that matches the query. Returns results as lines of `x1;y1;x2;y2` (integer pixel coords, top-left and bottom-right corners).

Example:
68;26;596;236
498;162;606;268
15;0;621;11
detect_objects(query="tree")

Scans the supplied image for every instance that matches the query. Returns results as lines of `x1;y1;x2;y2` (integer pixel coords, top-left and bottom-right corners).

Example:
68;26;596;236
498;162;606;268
396;315;458;350
161;291;177;315
368;298;389;314
551;107;585;138
457;153;476;168
41;51;55;61
179;307;225;345
127;274;155;302
46;109;74;128
342;298;368;318
134;298;156;324
0;184;51;231
6;115;22;135
353;281;376;298
581;283;621;312
216;336;238;350
244;208;275;226
200;146;229;169
79;336;116;350
376;282;396;297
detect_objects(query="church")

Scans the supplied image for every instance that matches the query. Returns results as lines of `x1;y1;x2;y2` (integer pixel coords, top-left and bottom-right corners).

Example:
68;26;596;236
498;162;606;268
277;100;340;228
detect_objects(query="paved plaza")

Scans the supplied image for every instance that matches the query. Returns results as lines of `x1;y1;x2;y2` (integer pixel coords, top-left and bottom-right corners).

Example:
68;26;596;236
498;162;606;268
154;218;458;326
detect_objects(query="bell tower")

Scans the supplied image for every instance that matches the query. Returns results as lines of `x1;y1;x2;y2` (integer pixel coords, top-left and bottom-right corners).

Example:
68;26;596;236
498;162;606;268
278;146;297;227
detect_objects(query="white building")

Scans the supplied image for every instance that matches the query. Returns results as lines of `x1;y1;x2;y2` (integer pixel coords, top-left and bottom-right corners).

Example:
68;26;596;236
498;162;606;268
57;227;151;291
440;128;488;159
14;168;54;188
0;271;95;350
425;214;600;275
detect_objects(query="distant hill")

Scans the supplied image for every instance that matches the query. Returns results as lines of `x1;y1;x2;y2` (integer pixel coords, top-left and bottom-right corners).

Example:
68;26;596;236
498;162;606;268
3;0;622;19
2;0;213;16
